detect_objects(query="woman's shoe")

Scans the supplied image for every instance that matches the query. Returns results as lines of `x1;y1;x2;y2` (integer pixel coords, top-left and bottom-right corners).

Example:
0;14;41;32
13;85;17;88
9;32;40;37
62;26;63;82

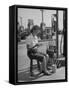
43;70;52;75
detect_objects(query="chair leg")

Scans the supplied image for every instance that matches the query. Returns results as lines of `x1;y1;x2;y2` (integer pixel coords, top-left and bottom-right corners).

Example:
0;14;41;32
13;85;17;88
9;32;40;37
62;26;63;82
37;60;42;73
30;59;33;76
37;60;40;70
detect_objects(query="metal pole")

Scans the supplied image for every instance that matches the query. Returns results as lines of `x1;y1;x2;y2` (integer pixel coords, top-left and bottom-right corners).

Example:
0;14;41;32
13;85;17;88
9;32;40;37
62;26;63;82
56;10;58;58
63;10;65;56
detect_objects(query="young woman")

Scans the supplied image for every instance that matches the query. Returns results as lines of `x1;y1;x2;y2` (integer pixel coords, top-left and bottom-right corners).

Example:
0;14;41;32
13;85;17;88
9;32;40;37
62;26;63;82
26;25;51;76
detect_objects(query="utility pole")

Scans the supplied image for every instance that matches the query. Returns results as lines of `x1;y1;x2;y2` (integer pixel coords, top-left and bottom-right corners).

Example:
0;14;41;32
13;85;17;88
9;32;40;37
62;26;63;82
20;16;22;26
40;9;44;23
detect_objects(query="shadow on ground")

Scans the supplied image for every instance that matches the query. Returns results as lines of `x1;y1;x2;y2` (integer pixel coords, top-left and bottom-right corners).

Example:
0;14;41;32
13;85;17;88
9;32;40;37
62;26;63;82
18;65;45;82
18;60;65;82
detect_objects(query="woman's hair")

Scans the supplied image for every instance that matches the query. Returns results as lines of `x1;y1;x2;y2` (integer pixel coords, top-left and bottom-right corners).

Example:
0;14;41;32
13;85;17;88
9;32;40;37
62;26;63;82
31;25;40;34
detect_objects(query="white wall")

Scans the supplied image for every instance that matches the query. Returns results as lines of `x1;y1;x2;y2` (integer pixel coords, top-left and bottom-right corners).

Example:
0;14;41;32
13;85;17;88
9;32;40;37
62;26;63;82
0;0;69;90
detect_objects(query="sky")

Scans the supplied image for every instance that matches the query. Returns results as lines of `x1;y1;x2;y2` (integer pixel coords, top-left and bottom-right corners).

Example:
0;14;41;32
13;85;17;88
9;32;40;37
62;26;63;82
18;8;63;30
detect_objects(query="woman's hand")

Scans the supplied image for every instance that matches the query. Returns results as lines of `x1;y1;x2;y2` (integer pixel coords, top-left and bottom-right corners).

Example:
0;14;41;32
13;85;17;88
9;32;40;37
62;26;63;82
36;43;43;47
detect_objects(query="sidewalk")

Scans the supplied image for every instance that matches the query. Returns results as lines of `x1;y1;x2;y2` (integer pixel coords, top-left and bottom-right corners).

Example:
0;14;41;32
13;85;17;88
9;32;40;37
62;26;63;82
18;66;65;82
18;42;65;82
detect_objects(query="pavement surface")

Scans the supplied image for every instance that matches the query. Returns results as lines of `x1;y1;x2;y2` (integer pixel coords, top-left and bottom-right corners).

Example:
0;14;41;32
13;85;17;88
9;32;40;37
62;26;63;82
18;40;65;82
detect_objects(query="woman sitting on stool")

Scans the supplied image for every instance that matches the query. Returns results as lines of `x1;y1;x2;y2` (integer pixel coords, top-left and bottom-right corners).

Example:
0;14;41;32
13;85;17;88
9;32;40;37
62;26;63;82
26;25;51;76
